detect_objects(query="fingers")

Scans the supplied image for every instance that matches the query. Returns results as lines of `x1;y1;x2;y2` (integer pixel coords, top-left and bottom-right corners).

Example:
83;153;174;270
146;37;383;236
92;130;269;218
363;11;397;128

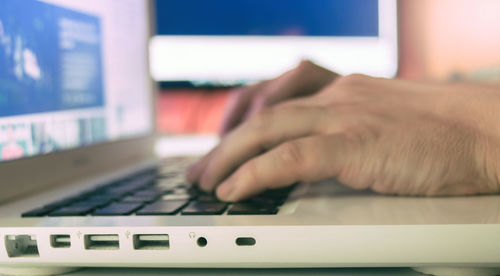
242;61;339;120
198;105;331;192
215;134;350;202
219;81;269;135
185;146;218;184
219;60;338;135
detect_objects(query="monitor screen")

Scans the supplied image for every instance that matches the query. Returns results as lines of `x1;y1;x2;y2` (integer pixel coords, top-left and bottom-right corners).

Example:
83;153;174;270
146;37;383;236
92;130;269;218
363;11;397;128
151;0;397;84
0;0;152;163
156;0;378;37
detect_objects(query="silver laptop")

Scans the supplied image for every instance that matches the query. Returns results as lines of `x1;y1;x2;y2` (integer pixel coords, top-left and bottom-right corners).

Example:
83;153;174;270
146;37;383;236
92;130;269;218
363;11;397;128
1;1;500;276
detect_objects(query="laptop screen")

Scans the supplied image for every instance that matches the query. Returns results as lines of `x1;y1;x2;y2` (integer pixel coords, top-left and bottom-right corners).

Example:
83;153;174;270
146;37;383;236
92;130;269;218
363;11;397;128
0;0;152;163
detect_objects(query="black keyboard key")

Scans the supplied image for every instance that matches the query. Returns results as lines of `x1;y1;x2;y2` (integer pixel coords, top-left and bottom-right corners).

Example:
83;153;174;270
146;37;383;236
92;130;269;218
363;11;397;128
131;189;168;198
261;186;295;198
172;187;198;198
121;175;156;189
157;171;180;179
43;197;80;208
76;189;101;199
120;194;159;203
136;200;188;215
93;203;143;216
72;198;114;208
175;181;190;188
245;196;286;206
196;194;220;203
104;187;136;196
181;202;227;215
85;194;120;201
227;203;278;215
22;206;56;217
49;205;96;216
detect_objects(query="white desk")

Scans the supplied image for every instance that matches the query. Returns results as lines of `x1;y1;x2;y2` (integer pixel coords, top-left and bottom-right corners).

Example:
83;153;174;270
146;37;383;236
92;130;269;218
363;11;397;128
68;267;423;276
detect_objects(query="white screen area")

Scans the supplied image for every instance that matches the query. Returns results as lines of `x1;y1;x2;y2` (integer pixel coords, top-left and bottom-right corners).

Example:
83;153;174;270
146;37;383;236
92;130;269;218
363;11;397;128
151;0;398;84
0;0;152;162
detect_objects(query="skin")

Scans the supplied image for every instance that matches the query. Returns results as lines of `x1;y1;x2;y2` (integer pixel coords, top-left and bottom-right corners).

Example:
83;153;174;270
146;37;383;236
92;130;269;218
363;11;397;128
186;61;500;202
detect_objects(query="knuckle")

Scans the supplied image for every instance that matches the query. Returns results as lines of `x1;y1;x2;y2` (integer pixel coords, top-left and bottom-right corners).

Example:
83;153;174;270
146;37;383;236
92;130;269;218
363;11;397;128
276;141;304;168
253;92;270;107
247;108;275;132
334;74;370;88
295;59;316;73
238;160;260;187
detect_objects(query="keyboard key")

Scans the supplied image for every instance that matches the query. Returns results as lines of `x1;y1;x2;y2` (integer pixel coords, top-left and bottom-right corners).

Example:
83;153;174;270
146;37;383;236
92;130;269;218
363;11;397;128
196;194;220;203
93;203;143;216
157;172;180;179
102;187;134;197
124;174;156;188
172;187;198;197
245;196;286;206
43;197;81;208
22;206;56;217
227;203;278;215
136;200;188;215
131;189;168;197
121;194;159;203
161;194;191;201
49;205;96;216
155;179;181;189
175;181;190;188
70;199;113;208
181;202;227;215
85;194;121;201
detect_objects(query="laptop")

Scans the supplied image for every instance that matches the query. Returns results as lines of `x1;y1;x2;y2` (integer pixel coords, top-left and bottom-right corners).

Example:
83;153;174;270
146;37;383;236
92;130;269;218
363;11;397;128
1;1;500;276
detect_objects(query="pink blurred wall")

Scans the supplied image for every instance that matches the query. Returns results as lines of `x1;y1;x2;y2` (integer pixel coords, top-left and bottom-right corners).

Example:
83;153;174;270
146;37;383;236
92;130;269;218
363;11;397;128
398;0;500;80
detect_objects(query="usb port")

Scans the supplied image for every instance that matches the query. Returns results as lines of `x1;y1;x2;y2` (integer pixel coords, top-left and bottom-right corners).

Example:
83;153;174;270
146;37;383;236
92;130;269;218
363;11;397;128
133;234;169;250
50;235;71;248
84;234;119;250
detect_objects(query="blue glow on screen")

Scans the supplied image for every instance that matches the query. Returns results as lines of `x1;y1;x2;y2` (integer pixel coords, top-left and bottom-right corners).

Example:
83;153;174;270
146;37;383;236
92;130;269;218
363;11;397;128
0;0;104;117
156;0;379;37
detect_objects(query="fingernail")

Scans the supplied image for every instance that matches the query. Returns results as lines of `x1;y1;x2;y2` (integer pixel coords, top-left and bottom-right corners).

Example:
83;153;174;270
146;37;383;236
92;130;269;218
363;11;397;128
217;181;235;201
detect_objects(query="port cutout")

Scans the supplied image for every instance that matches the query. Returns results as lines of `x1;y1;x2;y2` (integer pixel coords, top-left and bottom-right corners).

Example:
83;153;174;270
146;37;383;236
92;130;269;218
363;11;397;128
236;237;256;246
50;235;71;248
196;237;207;247
5;235;40;258
133;234;169;250
84;234;119;250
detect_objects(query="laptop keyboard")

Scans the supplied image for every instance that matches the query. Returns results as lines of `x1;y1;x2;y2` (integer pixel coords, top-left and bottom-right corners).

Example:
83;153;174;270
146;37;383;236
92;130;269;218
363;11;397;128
21;157;294;217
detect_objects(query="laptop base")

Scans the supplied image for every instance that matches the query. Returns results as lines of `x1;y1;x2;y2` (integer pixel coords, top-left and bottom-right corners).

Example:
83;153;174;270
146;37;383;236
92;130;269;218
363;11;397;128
1;266;500;276
0;266;80;276
411;267;500;276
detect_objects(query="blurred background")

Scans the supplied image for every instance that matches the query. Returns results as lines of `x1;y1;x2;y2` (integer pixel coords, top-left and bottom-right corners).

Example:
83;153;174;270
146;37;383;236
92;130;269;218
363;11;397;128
153;0;500;134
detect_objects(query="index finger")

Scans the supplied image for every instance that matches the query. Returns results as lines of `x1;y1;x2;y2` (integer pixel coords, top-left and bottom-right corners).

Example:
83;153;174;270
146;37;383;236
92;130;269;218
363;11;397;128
199;105;329;192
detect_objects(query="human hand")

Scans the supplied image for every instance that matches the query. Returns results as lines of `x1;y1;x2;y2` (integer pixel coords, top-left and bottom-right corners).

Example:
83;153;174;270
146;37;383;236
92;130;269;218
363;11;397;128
219;60;338;135
188;74;500;202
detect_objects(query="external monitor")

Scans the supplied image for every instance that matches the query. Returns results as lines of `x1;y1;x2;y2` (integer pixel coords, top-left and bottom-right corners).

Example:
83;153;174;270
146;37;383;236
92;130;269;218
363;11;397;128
150;0;398;86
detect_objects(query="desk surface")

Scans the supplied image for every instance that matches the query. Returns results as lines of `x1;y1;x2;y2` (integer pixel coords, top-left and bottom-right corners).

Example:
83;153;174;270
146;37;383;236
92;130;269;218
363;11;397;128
69;267;422;276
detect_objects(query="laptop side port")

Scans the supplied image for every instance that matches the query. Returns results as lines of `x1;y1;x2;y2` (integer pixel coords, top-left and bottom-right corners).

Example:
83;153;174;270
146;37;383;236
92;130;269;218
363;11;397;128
84;234;119;250
4;235;40;258
50;234;71;248
133;234;170;250
235;237;256;246
196;237;207;247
